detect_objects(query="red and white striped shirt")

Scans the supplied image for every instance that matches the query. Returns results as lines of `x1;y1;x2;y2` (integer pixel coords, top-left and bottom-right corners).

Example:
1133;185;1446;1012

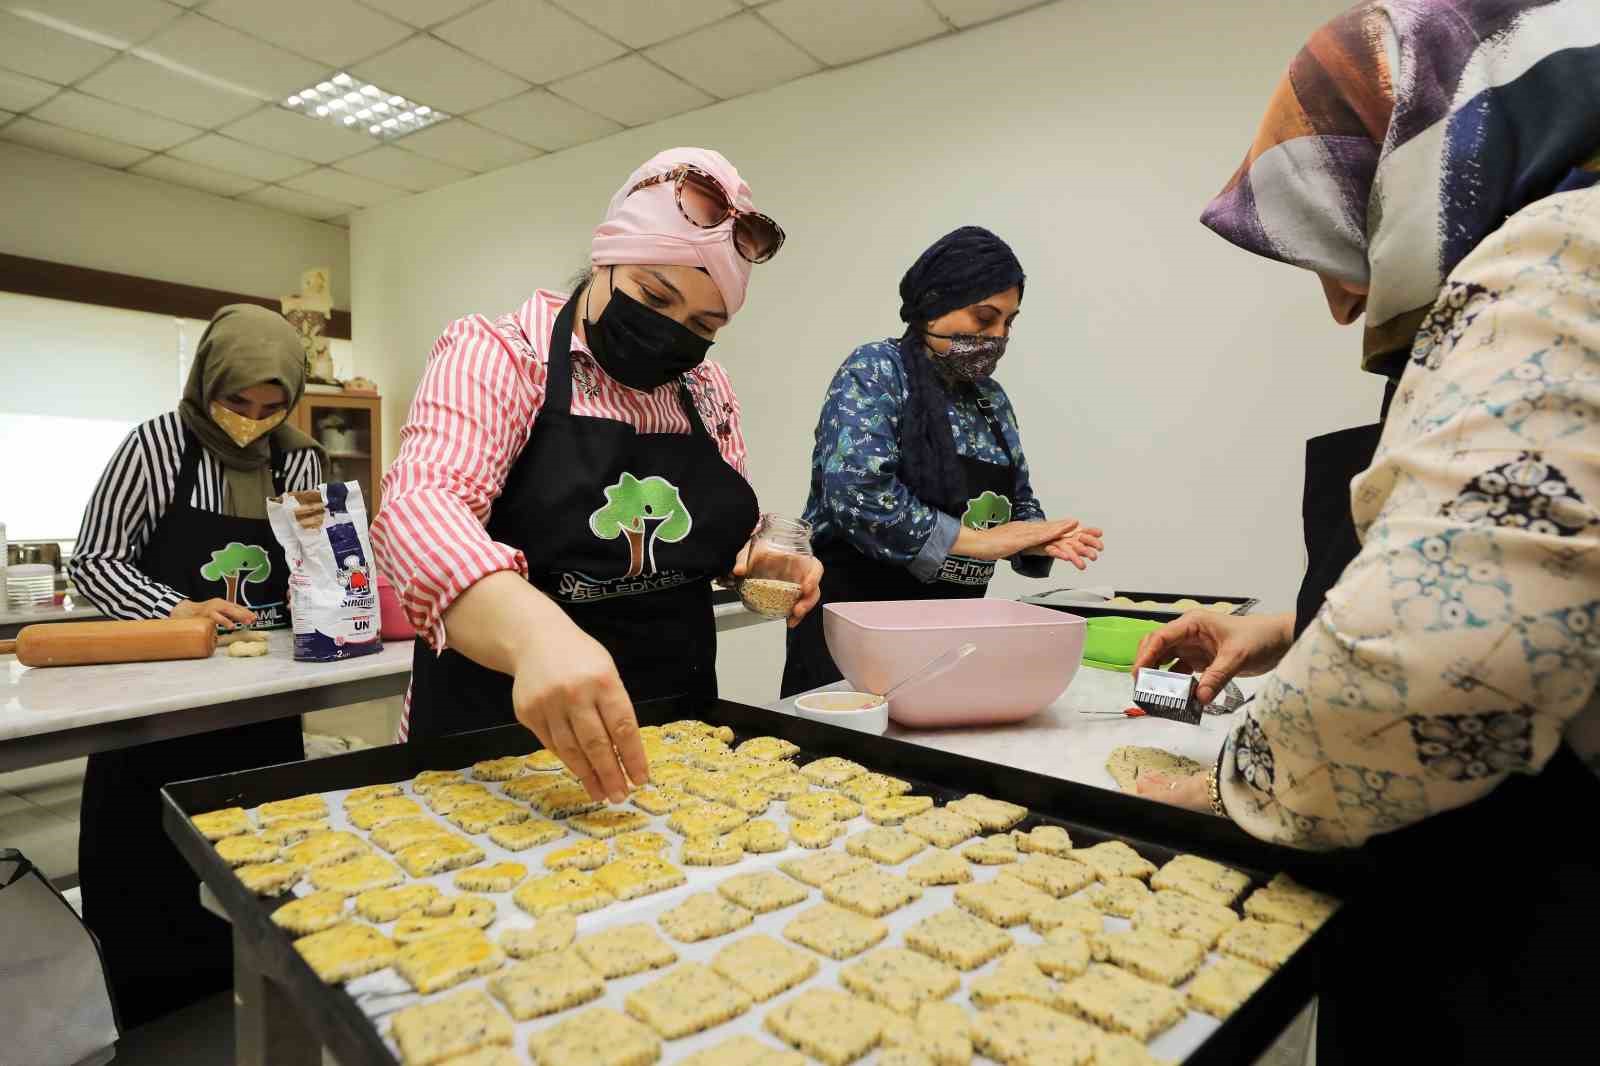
373;289;751;737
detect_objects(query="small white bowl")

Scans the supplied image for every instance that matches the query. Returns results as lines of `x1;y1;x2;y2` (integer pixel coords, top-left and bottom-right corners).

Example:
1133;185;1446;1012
793;691;889;736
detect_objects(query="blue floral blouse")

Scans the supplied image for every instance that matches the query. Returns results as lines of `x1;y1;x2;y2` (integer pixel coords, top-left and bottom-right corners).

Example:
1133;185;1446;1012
801;338;1050;582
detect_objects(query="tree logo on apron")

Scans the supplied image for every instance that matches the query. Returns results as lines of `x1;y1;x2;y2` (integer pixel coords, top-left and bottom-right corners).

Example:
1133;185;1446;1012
962;490;1012;530
199;541;272;606
589;473;693;578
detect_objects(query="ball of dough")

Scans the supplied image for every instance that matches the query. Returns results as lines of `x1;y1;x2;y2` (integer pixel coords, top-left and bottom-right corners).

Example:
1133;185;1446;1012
227;640;270;658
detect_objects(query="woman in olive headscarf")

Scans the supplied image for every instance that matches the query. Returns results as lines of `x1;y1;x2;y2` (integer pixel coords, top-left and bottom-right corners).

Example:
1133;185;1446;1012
69;304;325;1027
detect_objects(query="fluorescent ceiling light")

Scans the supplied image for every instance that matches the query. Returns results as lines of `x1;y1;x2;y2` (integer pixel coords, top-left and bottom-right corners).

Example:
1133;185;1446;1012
282;72;447;141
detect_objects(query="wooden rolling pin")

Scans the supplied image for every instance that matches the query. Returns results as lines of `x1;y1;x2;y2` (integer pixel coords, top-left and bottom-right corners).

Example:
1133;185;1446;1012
0;617;218;667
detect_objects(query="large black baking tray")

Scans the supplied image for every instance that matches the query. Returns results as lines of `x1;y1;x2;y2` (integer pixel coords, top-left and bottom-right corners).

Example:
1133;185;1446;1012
163;695;1357;1066
1021;589;1260;622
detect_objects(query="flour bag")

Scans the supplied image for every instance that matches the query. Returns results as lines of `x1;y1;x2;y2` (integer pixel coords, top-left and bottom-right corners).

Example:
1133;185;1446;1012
268;481;382;661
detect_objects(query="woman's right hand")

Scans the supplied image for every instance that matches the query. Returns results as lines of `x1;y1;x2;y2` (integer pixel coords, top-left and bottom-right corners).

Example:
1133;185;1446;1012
1132;611;1296;704
509;624;646;805
961;518;1081;561
172;598;256;629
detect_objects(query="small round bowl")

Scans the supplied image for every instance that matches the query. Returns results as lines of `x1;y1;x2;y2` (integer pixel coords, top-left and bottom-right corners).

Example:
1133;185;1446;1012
794;691;889;735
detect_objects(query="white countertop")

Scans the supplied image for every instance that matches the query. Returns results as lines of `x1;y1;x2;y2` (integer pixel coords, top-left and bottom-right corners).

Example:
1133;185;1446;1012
0;630;412;744
771;664;1238;795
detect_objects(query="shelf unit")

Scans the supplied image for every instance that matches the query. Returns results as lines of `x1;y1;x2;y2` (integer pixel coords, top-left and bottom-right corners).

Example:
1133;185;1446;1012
290;392;382;512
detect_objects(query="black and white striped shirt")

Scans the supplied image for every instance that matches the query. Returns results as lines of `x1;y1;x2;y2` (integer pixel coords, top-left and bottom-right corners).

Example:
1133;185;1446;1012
70;411;323;620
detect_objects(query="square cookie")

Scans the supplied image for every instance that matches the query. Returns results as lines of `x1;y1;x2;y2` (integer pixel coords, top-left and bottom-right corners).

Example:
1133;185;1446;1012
1013;825;1074;857
998;854;1097;898
192;807;250;841
822;869;922;918
257;817;329;847
906;850;972;887
1082;877;1152;919
865;796;936;826
667;802;748;838
1074;841;1157;882
840;947;960;1015
503;774;567;803
953;879;1046;928
659;892;755;942
630;786;689;815
281;830;367;870
1243;875;1340;931
294;923;397;983
711;934;818;1001
259;795;328;825
1031;897;1104;937
356;883;441;923
682;834;744;867
576;923;678;978
545;839;609;871
448;799;529;835
427;783;494;815
512;870;615;917
840;773;913;803
348;797;423;831
455;862;528;893
1133;889;1241;948
787;792;862;822
904;907;1013;970
1218;918;1310;970
780;852;869;888
970;1000;1099;1066
681;1036;804;1066
236;862;300;897
343;783;403;808
499;913;577;959
395;926;505;994
962;834;1019;866
528;1008;661;1066
411;770;464;795
625;962;753;1040
1188;956;1272;1019
472;756;528;782
729;819;787;854
389;988;512;1066
945;795;1027;832
719;870;809;914
216;833;279;868
764;987;892;1066
535;784;606;820
1090;927;1207;986
1151;853;1252;908
968;955;1058;1010
310;854;405;896
487;950;603;1019
736;736;801;761
372;817;453;853
903;808;981;849
271;891;347;935
396;835;486;878
798;757;867;787
846;826;926;865
1057;963;1187;1041
790;818;846;849
569;809;651;839
488;818;565;852
593;856;686;901
615;830;672;856
1012;932;1091;980
783;903;888;960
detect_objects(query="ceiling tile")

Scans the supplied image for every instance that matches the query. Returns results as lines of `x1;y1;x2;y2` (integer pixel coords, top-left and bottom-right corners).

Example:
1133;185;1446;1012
550;0;737;49
334;145;474;191
397;119;539;172
548;55;713;126
199;0;414;68
646;13;819;99
20;0;185;45
169;133;317;181
77;55;261;127
0;11;116;84
468;88;619;151
282;166;408;207
435;0;625;85
352;36;528;114
139;14;327;99
130;154;262;196
242;184;353;220
32;90;201;151
221;107;376;163
927;0;1042;28
0;68;58;112
759;0;946;66
359;0;482;28
1;116;150;168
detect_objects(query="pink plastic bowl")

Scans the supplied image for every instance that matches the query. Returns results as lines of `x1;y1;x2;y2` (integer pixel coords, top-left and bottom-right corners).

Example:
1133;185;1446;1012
823;599;1085;728
376;575;415;642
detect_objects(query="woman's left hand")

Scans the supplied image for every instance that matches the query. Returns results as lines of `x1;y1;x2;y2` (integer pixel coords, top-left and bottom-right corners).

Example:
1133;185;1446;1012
731;545;823;629
1134;769;1212;813
1028;526;1104;570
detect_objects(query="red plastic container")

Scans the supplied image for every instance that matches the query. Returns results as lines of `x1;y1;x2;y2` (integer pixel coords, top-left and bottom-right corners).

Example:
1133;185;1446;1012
376;575;415;642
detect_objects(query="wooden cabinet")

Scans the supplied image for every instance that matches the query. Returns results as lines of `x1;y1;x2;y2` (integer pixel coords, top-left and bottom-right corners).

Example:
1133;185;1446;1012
289;391;382;512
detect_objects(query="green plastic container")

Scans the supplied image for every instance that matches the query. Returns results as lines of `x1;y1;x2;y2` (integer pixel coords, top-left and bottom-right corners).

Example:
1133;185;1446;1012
1081;616;1164;672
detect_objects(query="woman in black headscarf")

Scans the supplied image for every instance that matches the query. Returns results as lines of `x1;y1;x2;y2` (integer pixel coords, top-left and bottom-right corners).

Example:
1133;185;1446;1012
781;226;1104;696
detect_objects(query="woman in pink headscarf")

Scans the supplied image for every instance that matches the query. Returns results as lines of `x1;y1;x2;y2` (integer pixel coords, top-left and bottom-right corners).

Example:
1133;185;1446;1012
373;148;816;799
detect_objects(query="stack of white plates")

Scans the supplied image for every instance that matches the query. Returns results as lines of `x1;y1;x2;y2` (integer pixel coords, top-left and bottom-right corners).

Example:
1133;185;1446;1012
5;563;54;608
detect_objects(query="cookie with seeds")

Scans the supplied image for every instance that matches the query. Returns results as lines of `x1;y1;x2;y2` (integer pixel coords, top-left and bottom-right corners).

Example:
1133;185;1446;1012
527;1008;660;1066
629;786;689;816
840;946;960;1015
903;808;981;849
512;870;614;917
271;891;347;935
355;883;441;923
790;817;846;849
1132;889;1240;948
903;907;1012;970
683;834;744;867
1188;956;1271;1019
257;817;329;847
311;854;405;896
1091;1031;1168;1066
625;962;753;1039
681;1036;804;1066
968;954;1058;1010
393;917;478;945
1011;824;1073;856
799;756;867;787
259;795;328;825
389;988;512;1066
610;830;668;856
729;819;787;854
294;923;397;983
281;830;367;870
1082;876;1152;919
1218;918;1310;970
427;783;494;815
667;801;748;838
545;839;609;871
1032;898;1104;937
787;791;862;822
763;987;893;1066
487;950;603;1020
659;892;755;942
524;749;566;773
454;862;527;893
216;833;279;867
1243;874;1339;931
396;835;485;878
1057;963;1187;1041
411;769;463;795
962;834;1019;865
761;773;810;800
953;878;1048;928
593;855;686;900
433;894;497;929
945;794;1026;832
906;850;972;887
448;799;529;835
487;818;565;852
535;784;606;820
822;868;922;918
472;756;529;782
845;826;925;866
782;902;888;960
372;817;453;853
998;854;1097;898
1010;931;1091;980
503;774;567;802
236;861;300;896
736;736;801;761
569;809;651;839
1074;841;1157;882
395;926;505;994
840;773;913;803
780;851;869;887
970;1000;1100;1066
1151;853;1251;908
865;795;935;826
718;870;808;914
498;913;577;958
710;933;818;1001
348;797;424;831
343;783;403;808
576;923;678;979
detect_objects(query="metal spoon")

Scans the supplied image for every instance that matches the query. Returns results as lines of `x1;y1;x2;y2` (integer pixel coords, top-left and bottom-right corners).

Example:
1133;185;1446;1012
877;642;979;704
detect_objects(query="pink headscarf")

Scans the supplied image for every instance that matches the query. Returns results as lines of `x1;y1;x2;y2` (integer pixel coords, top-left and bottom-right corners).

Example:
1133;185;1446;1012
590;147;756;317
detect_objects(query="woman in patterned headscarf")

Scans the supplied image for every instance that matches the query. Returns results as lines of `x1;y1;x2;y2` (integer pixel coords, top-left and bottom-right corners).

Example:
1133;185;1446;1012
1133;2;1600;1062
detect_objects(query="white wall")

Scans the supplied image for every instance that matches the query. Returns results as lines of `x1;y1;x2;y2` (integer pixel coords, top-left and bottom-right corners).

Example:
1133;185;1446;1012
353;0;1381;704
0;142;351;309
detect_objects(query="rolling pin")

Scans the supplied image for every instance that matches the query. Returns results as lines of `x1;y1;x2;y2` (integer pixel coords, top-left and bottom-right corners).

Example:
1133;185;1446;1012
0;617;218;667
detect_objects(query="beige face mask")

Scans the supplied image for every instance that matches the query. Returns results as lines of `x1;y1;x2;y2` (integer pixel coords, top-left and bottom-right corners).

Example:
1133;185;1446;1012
209;401;287;448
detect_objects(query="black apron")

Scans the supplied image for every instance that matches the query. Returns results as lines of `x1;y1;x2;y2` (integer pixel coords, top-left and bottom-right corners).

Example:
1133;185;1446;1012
1296;390;1600;1065
782;393;1018;697
78;431;305;1029
405;296;759;740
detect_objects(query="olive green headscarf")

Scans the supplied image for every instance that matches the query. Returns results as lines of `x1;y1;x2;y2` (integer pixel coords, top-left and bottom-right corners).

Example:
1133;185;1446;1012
178;304;324;519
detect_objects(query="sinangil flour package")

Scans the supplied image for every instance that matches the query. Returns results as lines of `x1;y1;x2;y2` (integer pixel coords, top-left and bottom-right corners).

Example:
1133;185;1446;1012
268;481;382;662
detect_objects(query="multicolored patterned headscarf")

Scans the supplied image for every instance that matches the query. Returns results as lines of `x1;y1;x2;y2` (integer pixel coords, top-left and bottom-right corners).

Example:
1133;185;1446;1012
1202;0;1600;373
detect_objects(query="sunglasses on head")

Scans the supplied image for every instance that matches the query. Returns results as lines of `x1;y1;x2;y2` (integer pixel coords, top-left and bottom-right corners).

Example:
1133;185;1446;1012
627;164;785;264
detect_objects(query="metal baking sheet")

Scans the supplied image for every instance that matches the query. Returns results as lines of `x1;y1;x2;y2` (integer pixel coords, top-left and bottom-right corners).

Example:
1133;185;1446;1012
1021;590;1260;623
163;696;1355;1066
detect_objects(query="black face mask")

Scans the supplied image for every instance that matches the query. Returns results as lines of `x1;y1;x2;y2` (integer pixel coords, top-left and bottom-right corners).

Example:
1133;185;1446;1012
583;271;713;392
